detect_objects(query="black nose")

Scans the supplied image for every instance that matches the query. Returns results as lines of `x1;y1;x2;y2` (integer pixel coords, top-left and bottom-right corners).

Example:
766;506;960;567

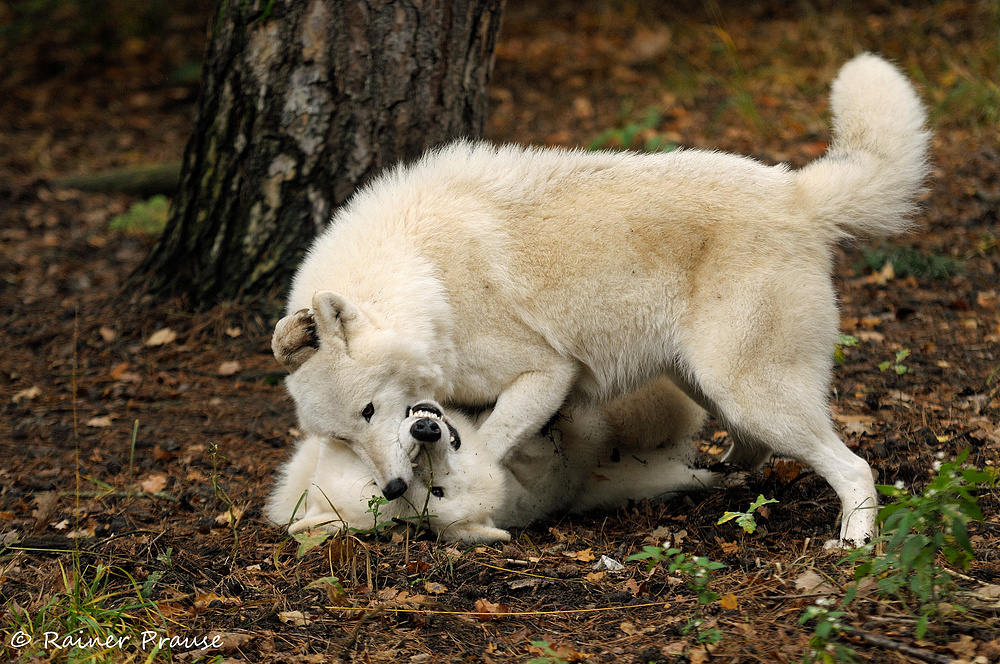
410;402;443;418
411;417;441;443
382;478;408;501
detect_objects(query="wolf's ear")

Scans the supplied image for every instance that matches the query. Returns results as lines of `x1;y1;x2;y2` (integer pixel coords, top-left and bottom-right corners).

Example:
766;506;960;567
272;309;319;372
312;290;369;347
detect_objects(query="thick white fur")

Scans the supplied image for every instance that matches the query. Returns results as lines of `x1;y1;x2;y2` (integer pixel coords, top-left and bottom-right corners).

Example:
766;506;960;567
266;378;716;542
278;54;929;546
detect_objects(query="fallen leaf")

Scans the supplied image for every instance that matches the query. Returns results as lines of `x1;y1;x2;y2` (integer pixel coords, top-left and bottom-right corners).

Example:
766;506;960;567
592;554;624;571
584;571;607;583
99;326;116;342
225;326;242;338
473;598;509;621
689;645;713;664
66;527;95;539
833;413;877;436
145;327;177;346
660;641;688;656
623;578;646;596
215;506;244;525
86;415;114;427
11;386;41;403
508;577;541;590
855;330;885;343
620;621;656;636
564;547;594;562
794;570;835;595
650;526;672;540
423;581;447;594
720;593;739;610
31;491;59;529
218;360;241;376
947;634;977;658
141;474;168;493
278;610;309;626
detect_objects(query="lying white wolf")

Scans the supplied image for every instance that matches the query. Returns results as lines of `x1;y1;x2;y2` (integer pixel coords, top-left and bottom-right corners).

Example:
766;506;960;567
273;53;929;547
266;377;716;542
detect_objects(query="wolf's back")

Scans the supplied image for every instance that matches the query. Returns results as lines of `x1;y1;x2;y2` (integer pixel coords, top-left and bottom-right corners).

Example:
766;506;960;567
795;53;930;239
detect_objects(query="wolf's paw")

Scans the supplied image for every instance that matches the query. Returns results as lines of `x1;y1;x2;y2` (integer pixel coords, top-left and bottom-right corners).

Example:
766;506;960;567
287;511;344;535
272;309;319;372
440;524;512;544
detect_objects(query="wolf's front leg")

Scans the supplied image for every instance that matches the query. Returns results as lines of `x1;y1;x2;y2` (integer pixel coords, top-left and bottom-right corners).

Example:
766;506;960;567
474;359;579;462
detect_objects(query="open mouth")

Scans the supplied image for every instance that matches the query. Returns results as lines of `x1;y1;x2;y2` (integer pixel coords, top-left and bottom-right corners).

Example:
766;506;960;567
407;403;461;449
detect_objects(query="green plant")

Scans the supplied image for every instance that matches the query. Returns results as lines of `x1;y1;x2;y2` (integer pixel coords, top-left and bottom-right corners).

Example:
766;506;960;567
833;334;858;365
799;597;857;664
843;449;998;639
879;348;912;375
108;195;170;235
3;561;168;663
628;545;726;643
717;494;778;534
858;244;963;280
208;442;241;561
527;640;573;664
589;106;677;153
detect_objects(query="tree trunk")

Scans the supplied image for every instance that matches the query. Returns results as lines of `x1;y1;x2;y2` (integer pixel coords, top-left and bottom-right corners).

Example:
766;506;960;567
133;0;505;305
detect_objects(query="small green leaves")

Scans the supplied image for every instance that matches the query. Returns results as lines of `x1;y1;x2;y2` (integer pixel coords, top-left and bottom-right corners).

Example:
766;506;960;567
878;348;912;374
717;494;778;534
833;334;858;364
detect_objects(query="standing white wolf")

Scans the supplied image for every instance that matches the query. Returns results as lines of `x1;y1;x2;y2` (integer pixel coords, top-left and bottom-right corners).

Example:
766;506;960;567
273;53;929;546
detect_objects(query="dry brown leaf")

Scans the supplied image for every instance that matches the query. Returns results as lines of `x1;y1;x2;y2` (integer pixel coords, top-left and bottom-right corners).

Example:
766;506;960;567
833;413;877;436
278;610;309;626
660;641;688;656
141;474;168;493
423;581;447;594
31;491;59;530
215;506;244;525
217;360;241;376
947;634;977;658
720;593;739;610
11;386;41;403
86;415;114;427
720;541;740;555
794;570;835;595
145;327;177;346
855;330;885;343
623;578;646;596
473;598;509;621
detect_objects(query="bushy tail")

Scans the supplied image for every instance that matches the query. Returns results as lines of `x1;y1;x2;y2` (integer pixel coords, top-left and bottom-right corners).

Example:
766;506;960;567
796;53;930;239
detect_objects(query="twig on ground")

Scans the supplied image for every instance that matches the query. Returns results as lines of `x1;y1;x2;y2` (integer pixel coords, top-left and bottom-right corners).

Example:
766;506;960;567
843;626;955;664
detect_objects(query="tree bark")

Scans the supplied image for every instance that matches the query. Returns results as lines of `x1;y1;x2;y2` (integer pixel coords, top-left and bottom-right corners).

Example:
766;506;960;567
133;0;505;305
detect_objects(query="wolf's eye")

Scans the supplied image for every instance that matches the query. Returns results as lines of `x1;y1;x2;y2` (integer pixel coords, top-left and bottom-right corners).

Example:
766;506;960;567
361;403;375;422
431;487;444;498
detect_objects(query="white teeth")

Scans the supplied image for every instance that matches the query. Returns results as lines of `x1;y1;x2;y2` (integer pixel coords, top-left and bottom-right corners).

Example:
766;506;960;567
409;409;441;419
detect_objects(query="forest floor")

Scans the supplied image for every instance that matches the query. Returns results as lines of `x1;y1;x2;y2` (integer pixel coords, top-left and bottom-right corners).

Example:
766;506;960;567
1;1;999;662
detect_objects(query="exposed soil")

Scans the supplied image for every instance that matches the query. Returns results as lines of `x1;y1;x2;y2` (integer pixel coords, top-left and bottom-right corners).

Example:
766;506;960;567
1;1;999;663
